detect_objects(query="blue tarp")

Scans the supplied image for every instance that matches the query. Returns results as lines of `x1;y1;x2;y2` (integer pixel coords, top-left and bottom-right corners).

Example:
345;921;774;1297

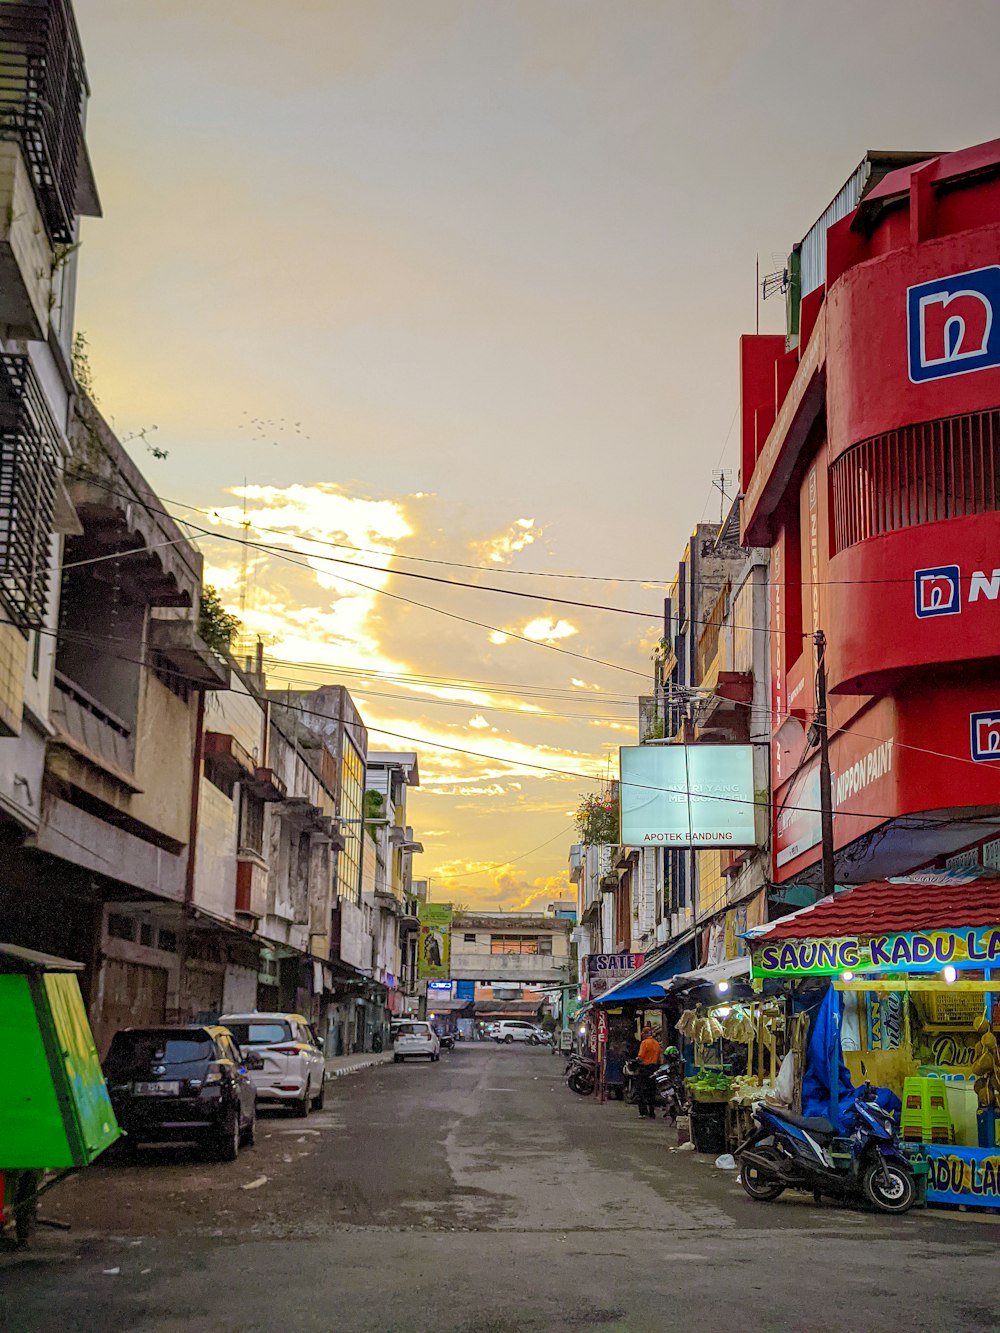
592;944;694;1004
801;985;857;1132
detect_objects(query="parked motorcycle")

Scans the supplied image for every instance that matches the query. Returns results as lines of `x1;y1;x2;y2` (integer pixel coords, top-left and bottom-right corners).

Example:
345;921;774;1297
653;1064;687;1123
565;1054;596;1096
735;1082;916;1214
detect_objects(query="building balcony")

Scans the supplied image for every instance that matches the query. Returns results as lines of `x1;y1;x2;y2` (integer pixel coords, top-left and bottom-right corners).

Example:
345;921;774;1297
0;142;52;339
0;0;100;245
696;671;754;742
49;669;138;790
0;354;59;630
203;730;256;783
235;853;268;919
274;796;343;846
148;610;230;690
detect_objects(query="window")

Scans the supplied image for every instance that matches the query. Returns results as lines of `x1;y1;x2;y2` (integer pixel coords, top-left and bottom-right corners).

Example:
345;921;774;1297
337;736;365;906
464;933;477;943
157;928;177;954
238;789;265;856
223;1021;292;1047
830;409;1000;552
139;922;153;948
107;912;134;942
0;356;58;631
490;935;548;955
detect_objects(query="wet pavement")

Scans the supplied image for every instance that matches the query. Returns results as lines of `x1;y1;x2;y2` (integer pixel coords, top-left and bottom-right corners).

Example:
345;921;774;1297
2;1044;998;1332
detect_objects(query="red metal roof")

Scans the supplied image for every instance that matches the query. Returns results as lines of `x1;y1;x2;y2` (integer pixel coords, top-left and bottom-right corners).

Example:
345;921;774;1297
758;877;1000;941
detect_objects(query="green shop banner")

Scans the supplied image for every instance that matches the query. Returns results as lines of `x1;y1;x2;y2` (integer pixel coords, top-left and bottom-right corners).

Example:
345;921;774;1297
751;927;1000;979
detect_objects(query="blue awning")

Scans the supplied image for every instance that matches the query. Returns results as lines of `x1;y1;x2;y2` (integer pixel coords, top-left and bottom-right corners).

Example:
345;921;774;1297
592;936;695;1005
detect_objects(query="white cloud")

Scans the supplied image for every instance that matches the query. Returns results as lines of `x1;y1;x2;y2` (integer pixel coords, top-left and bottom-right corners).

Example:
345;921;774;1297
471;519;542;566
521;617;578;643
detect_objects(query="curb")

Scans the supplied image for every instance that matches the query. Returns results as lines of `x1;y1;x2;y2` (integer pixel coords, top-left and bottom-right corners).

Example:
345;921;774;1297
324;1054;393;1081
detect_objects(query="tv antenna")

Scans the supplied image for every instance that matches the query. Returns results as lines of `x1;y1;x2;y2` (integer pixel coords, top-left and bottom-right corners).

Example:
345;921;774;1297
712;469;732;523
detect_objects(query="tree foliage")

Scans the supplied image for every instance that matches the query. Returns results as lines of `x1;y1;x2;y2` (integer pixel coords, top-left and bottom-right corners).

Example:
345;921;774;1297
198;585;240;654
575;791;619;846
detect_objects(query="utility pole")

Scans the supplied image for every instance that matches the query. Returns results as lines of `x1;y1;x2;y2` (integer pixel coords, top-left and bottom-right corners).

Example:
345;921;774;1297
813;630;835;899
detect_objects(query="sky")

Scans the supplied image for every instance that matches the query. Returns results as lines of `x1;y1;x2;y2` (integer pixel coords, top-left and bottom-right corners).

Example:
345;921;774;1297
71;0;1000;909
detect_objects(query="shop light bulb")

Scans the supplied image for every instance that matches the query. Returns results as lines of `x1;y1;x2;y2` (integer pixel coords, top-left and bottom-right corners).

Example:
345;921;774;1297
944;965;958;985
716;1006;731;1018
578;1025;586;1035
717;980;730;994
842;971;855;982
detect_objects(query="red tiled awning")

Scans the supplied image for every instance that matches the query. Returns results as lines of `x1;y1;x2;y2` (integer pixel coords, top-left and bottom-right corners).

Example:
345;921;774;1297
755;875;1000;941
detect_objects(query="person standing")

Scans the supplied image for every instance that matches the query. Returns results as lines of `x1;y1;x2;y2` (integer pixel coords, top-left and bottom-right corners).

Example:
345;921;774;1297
636;1025;663;1119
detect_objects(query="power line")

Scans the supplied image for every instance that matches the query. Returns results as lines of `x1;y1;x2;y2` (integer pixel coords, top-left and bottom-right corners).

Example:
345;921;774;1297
65;469;652;677
16;613;999;829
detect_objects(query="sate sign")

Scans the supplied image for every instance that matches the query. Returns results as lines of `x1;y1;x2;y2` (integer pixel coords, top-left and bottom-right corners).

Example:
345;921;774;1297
586;953;646;998
417;903;452;981
752;926;1000;979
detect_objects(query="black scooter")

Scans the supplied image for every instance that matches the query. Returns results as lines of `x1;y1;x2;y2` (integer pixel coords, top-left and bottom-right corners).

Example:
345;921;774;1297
566;1053;597;1096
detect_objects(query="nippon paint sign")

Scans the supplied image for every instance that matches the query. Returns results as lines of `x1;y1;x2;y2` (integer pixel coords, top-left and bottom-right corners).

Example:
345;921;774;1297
619;745;758;849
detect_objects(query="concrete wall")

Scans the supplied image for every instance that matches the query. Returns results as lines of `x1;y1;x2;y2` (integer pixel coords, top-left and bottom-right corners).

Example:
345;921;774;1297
127;670;198;848
222;963;258;1014
196;779;238;921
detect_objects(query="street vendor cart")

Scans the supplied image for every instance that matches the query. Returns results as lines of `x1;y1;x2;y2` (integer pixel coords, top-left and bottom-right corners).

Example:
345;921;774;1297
0;943;120;1247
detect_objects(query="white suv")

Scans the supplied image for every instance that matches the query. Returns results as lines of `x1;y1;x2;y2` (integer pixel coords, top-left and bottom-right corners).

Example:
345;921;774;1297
220;1012;326;1116
493;1020;544;1045
393;1021;440;1062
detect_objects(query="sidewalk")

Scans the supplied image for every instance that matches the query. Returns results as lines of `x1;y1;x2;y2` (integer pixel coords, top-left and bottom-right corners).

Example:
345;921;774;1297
324;1051;394;1080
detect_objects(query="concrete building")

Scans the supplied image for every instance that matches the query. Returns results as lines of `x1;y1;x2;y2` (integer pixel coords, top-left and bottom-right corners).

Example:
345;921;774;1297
739;137;1000;884
364;751;422;1020
450;911;572;987
0;401;232;1052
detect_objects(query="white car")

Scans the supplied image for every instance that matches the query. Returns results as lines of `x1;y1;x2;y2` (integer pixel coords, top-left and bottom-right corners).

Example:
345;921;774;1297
493;1020;546;1045
393;1021;441;1063
220;1012;326;1116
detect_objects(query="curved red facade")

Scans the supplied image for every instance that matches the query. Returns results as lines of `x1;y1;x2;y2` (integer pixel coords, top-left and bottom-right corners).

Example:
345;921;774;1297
740;138;1000;884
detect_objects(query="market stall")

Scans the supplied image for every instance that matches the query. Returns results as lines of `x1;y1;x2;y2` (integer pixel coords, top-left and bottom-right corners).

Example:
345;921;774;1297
661;958;797;1152
748;871;1000;1211
589;941;694;1100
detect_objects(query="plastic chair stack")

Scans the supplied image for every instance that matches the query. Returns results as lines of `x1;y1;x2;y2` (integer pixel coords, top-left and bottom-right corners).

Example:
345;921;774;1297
901;1075;953;1144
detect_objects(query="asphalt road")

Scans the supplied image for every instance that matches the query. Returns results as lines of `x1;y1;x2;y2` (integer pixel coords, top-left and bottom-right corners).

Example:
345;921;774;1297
2;1045;999;1333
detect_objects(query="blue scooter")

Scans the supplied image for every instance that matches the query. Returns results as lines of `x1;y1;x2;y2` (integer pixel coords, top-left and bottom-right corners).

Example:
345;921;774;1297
735;1082;916;1214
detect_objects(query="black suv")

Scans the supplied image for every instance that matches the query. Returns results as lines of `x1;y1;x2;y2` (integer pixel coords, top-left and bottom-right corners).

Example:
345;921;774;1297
104;1025;258;1161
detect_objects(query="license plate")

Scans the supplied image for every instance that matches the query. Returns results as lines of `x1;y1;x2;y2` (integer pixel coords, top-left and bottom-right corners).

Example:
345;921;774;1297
133;1080;180;1096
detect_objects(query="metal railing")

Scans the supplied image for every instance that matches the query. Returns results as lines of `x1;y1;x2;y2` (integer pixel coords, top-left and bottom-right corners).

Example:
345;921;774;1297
0;0;86;243
0;354;58;629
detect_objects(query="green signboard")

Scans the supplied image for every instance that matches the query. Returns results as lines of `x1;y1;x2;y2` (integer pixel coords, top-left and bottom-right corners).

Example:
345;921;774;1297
751;926;1000;979
418;903;452;981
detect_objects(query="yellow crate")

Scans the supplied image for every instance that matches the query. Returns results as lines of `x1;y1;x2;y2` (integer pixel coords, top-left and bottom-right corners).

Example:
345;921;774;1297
917;991;987;1027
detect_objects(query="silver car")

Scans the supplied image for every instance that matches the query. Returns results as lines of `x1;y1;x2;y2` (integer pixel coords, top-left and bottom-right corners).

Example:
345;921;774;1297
220;1012;326;1116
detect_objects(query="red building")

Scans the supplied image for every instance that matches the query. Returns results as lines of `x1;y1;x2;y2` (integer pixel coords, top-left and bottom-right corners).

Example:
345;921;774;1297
740;138;1000;885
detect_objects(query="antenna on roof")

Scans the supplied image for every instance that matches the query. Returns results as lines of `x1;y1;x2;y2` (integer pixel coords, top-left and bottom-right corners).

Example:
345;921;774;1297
712;470;732;524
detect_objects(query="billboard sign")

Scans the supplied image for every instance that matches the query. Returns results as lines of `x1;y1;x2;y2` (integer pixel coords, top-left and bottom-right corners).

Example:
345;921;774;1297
620;745;758;848
418;903;452;981
586;952;646;999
